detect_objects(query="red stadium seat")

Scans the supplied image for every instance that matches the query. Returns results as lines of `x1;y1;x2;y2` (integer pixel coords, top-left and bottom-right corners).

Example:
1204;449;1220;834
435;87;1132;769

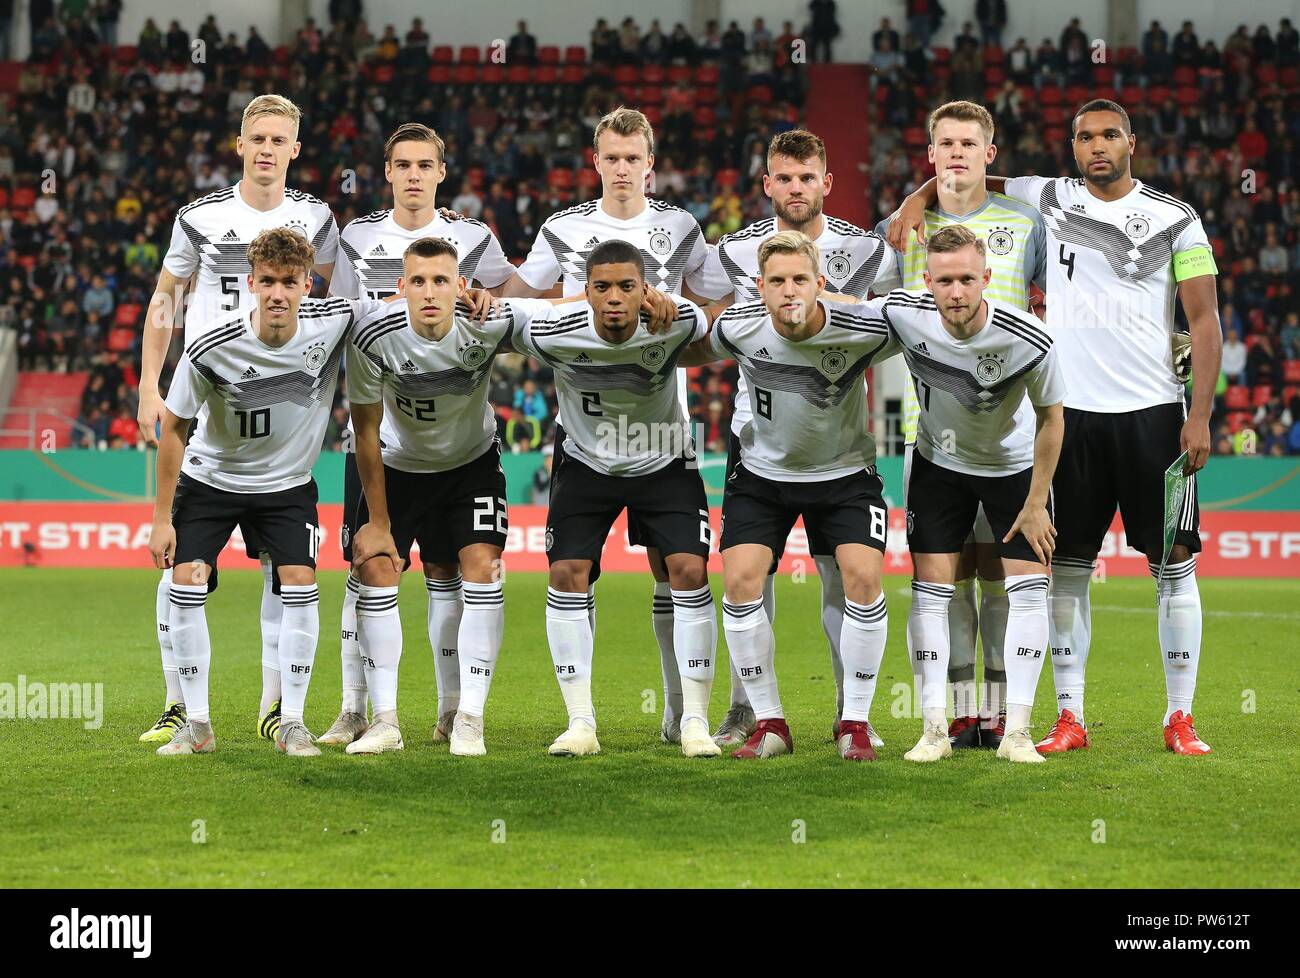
563;45;587;65
1042;106;1066;126
1175;87;1199;108
642;64;665;86
12;187;36;212
1252;386;1274;408
639;85;663;106
481;64;505;85
0;188;7;209
1254;64;1278;87
1093;86;1119;104
458;45;481;64
617;85;640;104
747;84;773;104
613;64;637;85
903;126;927;149
715;168;739;189
372;64;395;84
576;168;601;193
1093;64;1116;86
1285;360;1300;384
1040;85;1063;106
432;45;454;64
984;66;1006;86
692;105;717;128
1172;66;1196;87
106;328;135;353
427;64;450;84
535;65;558;84
984;46;1004;65
668;65;692;84
114;303;141;328
1148;85;1171;104
1065;85;1090;106
115;45;137;64
453;64;478;85
694;65;719;87
1116;46;1140;66
560;65;586;85
505;64;530;85
1223;385;1251;410
932;46;951;64
548;168;574;190
1283;385;1300;405
1120;84;1144;106
1043;126;1067;146
1281;67;1299;90
538;46;560;65
467;166;485;192
641;105;663;128
1225;411;1254;433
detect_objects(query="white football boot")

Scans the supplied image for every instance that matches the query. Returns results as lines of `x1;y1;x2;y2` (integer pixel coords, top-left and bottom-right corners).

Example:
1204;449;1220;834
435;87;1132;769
431;709;458;743
449;712;487;756
904;722;954;763
711;703;757;747
317;711;367;745
276;720;321;757
548;718;601;757
997;727;1046;764
680;716;722;758
346;718;405;755
156;720;215;756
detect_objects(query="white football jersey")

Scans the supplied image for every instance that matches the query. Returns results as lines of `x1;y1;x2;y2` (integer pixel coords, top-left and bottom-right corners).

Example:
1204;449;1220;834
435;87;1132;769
516;197;709;295
704;298;901;482
511;297;708;477
330;209;515;300
881;291;1066;477
166;297;381;493
1004;176;1215;413
163;183;340;337
347;299;536;473
694;215;895;435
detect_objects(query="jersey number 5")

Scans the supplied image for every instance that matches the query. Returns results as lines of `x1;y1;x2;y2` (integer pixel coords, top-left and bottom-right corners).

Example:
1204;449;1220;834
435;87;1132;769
220;276;240;311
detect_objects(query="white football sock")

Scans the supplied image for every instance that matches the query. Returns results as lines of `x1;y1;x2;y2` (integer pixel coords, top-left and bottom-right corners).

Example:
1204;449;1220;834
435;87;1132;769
587;584;597;636
426;575;463;717
1048;558;1094;722
356;584;402;716
840;594;888;722
761;572;776;623
340;573;366;715
459;581;505;718
156;568;183;705
546;587;595;726
978;577;1008;719
653;582;683;723
1004;574;1050;724
257;554;283;714
909;581;954;726
723;573;770;710
723;597;781;719
814;554;846;715
1150;558;1203;725
278;584;320;725
671;585;716;724
168;583;211;722
947;577;978;717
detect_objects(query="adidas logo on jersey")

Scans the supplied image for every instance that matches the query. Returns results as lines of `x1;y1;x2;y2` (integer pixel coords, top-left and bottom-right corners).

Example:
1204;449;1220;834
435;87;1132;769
399;358;417;372
221;229;239;241
371;244;387;256
241;365;260;379
573;351;593;363
583;236;600;249
1069;203;1087;213
913;341;929;354
754;347;772;359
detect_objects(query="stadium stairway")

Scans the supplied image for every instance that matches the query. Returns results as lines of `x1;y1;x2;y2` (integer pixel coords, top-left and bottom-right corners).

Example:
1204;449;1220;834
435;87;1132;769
0;372;88;449
806;62;873;231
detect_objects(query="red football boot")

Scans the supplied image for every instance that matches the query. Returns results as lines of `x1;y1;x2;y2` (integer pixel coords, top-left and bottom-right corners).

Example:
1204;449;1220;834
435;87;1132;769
980;712;1006;750
948;714;982;749
1164;711;1212;755
733;718;794;759
836;720;878;761
834;715;884;748
1034;709;1089;754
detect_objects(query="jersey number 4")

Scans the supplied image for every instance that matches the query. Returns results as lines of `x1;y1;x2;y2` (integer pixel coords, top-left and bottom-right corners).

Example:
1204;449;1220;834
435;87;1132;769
1058;244;1076;281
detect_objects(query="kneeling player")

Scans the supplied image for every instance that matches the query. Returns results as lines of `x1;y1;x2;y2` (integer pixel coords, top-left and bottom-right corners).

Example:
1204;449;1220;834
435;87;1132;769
343;237;521;756
512;240;721;758
147;228;379;756
682;231;901;761
882;226;1065;763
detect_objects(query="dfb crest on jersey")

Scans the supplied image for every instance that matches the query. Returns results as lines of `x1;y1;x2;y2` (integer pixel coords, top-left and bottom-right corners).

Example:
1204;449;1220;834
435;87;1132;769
1125;215;1151;240
304;344;327;370
976;352;1005;383
825;250;851;280
461;341;488;369
987;227;1015;255
340;523;351;549
283;218;310;238
906;508;914;536
641;343;667;368
648;228;672;256
820;347;848;375
544;527;554;552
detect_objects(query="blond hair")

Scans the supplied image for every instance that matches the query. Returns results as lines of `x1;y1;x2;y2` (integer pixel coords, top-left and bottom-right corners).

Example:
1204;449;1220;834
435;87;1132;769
385;122;446;164
241;94;302;138
926;224;986;257
927;100;995;144
246;227;316;275
758;230;821;275
593;106;655;155
767;129;826;168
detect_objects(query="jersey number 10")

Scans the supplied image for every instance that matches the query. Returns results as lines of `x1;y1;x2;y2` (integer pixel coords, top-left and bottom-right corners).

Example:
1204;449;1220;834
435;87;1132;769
236;408;271;438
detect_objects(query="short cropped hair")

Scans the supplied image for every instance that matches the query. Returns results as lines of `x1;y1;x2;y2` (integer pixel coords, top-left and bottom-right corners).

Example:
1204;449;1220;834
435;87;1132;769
241;94;301;138
247;227;316;275
757;230;821;275
404;236;459;264
1072;99;1132;137
926;224;986;257
586;239;645;279
385;122;446;164
767;129;826;168
927;100;995;144
593;106;655;155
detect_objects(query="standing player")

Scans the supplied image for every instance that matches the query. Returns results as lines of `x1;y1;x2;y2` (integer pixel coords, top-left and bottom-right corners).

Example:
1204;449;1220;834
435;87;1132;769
503;107;715;747
146;229;377;756
880;227;1065;763
510;240;720;759
682;232;901;761
890;99;1221;754
135;95;338;746
873;101;1046;750
341;237;529;756
691;128;894;750
321;122;517;748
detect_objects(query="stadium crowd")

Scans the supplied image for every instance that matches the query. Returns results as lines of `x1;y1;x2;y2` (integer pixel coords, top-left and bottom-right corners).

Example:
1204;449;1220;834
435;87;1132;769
1;6;1298;457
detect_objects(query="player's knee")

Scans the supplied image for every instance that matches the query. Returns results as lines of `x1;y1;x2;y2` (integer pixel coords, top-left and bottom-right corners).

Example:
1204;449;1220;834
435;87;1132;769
277;564;316;588
457;546;501;584
664;553;707;591
358;557;400;588
423;561;460;581
549;560;590;594
645;547;669;582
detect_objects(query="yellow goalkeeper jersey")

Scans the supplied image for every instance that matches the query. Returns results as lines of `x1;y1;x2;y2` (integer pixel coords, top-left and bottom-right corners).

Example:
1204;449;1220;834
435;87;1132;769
874;192;1046;444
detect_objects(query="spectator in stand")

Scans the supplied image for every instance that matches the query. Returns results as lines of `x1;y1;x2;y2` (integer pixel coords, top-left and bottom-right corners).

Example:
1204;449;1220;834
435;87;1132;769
1247;334;1278;390
1259;224;1289;274
107;405;138;449
975;0;1007;49
1222;330;1247;384
1006;37;1032;82
1173;21;1201;67
1142;20;1169;60
667;23;696;64
506;407;540;453
641;20;668;63
809;0;840;61
872;17;900;53
1280;312;1300;360
513;378;548;427
507;20;537;64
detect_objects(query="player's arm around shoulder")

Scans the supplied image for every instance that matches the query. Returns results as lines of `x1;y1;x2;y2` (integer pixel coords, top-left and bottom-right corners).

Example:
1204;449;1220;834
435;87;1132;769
678;300;726;368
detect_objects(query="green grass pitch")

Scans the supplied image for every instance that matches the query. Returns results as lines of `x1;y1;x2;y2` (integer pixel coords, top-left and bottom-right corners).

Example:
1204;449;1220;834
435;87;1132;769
1;567;1295;888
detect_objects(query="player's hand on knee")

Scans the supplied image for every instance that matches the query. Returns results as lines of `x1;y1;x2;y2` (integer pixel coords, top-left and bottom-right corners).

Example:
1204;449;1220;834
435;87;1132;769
642;284;675;334
148;522;175;569
1005;504;1056;565
1180;417;1211;475
351;523;401;575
